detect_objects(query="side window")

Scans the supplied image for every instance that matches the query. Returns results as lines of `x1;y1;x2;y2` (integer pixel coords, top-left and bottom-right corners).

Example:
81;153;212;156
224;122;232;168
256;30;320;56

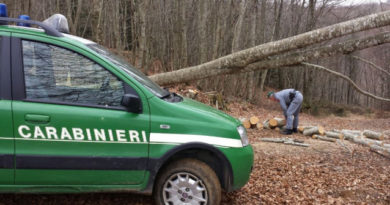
22;40;125;107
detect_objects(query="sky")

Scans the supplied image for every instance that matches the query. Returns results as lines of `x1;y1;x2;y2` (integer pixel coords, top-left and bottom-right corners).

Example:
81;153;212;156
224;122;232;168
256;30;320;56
341;0;384;5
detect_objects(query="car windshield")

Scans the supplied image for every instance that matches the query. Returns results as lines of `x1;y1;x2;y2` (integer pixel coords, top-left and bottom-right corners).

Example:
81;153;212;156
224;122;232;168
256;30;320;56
87;44;169;98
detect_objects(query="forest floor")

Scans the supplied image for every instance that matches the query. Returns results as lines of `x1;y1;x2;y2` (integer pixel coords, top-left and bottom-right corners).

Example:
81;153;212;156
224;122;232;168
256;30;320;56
0;92;389;205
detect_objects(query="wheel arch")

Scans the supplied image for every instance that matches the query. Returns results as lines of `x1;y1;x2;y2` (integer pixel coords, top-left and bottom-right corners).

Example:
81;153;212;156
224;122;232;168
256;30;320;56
144;143;234;194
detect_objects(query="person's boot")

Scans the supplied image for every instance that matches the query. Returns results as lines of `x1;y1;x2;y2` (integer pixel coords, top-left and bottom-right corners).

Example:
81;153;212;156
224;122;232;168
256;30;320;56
280;128;293;135
292;128;298;133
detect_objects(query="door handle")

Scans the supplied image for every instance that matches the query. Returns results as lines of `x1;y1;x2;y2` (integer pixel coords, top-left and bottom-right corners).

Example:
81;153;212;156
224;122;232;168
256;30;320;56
25;114;50;123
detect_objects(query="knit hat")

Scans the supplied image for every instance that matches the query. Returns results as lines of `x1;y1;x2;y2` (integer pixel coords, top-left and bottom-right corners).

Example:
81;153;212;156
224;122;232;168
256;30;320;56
267;91;274;98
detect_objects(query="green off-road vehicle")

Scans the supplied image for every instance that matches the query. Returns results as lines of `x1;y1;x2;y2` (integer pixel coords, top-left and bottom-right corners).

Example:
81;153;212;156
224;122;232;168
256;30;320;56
0;3;253;204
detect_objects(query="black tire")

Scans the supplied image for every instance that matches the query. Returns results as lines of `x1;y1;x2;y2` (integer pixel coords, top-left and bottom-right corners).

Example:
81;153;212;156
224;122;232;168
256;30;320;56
153;158;221;205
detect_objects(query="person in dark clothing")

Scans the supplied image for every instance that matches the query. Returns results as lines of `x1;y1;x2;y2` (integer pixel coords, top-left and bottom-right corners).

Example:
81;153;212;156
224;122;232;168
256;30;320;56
267;89;303;135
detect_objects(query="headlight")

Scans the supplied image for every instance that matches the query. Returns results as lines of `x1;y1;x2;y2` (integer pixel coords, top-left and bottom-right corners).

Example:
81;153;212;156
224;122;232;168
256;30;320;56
237;125;249;147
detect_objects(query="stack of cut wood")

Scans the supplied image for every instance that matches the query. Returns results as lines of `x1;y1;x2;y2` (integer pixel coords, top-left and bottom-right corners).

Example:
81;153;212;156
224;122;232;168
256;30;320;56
300;127;389;157
257;118;389;156
239;116;263;130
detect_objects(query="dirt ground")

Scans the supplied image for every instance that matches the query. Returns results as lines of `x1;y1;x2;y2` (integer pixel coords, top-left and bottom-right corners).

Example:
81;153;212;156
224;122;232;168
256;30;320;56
0;98;389;205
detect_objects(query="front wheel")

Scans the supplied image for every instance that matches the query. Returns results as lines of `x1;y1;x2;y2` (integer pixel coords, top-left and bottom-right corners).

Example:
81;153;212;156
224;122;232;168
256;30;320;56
153;158;221;205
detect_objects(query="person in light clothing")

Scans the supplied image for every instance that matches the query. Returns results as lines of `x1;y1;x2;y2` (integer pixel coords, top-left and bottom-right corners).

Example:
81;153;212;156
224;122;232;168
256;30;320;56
267;89;303;135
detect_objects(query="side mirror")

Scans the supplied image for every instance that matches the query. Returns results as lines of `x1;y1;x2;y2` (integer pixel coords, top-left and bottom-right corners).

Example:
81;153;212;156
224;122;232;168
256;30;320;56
121;94;142;114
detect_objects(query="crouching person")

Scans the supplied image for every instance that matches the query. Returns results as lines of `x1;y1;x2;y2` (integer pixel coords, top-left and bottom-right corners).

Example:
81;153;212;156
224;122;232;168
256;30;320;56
267;89;303;135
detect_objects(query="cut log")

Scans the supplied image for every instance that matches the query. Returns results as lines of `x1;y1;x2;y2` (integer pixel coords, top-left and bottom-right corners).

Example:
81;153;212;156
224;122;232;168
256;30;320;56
260;138;309;147
313;135;337;142
256;122;263;130
275;127;280;131
341;131;359;141
260;138;285;143
298;126;315;133
303;126;325;136
239;118;251;129
363;130;384;140
371;145;390;153
263;120;271;129
384;144;390;149
284;140;309;147
325;131;344;139
349;136;383;147
298;126;305;133
341;129;362;135
249;116;260;126
269;117;285;128
370;145;390;158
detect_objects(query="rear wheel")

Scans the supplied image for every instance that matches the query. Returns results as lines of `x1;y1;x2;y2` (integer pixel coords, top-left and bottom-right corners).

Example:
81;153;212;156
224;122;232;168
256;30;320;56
154;158;221;205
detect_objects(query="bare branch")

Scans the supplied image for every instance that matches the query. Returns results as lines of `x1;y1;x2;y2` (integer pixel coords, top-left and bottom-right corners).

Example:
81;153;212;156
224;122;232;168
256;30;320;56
301;62;390;102
352;55;390;78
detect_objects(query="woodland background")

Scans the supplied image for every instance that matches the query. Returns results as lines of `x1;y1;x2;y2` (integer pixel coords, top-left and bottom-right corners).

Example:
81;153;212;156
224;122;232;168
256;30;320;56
3;0;390;110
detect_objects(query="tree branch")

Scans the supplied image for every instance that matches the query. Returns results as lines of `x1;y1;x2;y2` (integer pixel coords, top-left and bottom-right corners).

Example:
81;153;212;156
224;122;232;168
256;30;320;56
352;55;390;78
301;62;390;102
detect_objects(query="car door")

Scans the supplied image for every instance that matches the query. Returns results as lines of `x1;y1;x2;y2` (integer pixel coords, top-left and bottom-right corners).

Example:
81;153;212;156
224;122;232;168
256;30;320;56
0;32;14;184
11;37;150;185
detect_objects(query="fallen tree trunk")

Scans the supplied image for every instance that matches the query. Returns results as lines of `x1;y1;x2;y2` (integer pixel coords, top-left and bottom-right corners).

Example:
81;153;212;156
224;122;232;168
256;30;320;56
243;32;390;73
363;130;384;140
150;11;390;85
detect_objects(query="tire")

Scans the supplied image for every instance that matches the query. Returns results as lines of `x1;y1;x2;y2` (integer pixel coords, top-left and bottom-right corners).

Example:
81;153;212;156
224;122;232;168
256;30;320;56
153;158;221;205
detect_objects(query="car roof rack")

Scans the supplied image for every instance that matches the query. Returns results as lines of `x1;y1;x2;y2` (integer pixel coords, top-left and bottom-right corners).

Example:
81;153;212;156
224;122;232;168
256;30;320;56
0;17;63;37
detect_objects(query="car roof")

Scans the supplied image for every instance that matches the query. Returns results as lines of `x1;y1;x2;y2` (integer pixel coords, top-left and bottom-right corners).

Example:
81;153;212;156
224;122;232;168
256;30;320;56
0;25;95;46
